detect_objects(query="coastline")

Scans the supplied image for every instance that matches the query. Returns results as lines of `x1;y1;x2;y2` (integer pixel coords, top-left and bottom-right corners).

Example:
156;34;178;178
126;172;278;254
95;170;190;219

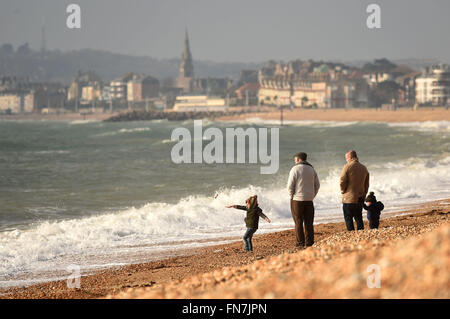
1;198;448;299
216;107;450;123
0;112;118;122
0;107;449;123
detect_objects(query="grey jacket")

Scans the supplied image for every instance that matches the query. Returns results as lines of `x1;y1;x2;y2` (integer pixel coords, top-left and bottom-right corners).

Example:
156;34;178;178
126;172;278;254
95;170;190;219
287;162;320;201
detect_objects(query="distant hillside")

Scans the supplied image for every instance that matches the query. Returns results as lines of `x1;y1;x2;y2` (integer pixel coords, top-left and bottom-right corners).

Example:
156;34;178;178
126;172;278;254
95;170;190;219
0;44;444;86
340;58;443;71
0;45;264;85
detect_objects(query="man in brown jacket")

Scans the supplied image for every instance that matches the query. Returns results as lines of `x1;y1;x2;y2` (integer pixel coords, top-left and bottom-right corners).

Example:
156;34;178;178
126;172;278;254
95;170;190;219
340;150;369;231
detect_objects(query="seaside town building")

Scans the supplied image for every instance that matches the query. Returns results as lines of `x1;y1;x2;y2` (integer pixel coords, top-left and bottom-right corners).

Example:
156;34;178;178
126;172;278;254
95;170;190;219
415;64;450;106
363;72;394;86
0;77;66;114
0;76;32;92
257;61;367;108
0;91;34;113
235;82;259;106
395;71;421;106
0;88;66;114
126;74;160;102
110;72;136;101
68;70;103;105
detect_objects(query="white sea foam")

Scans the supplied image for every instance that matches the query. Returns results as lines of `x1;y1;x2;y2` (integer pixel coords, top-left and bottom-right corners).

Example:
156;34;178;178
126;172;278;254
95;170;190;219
0;156;449;287
160;139;176;144
31;150;71;155
93;127;151;137
224;118;450;132
387;120;450;132
69;120;101;125
118;127;151;133
223;117;359;127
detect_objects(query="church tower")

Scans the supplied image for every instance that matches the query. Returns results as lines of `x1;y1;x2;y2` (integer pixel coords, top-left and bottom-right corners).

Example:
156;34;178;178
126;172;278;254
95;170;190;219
177;29;194;93
179;29;194;78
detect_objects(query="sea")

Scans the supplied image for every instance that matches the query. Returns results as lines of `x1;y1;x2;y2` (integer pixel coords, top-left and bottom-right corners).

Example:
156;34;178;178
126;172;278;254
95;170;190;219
0;118;449;288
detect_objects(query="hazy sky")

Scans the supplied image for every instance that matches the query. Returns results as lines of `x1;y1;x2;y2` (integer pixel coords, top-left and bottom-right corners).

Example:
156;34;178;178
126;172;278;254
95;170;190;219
1;0;449;63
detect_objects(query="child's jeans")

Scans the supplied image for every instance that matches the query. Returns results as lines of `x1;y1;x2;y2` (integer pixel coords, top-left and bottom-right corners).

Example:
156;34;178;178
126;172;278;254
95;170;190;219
243;228;257;251
368;217;380;229
367;212;380;229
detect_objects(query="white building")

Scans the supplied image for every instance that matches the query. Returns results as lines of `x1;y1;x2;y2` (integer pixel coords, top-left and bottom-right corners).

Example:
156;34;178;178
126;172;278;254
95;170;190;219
173;95;228;112
0;91;34;113
363;72;394;86
415;64;450;106
110;73;135;101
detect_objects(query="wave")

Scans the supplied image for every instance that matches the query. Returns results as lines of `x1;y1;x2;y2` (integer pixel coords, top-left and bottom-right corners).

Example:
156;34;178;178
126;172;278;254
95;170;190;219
223;118;450;132
387;120;450;132
69;120;102;125
223;117;359;127
29;150;70;155
0;156;449;287
160;139;176;144
93;127;151;137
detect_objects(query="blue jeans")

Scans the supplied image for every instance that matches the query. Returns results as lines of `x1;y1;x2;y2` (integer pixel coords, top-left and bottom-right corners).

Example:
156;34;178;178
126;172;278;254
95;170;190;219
243;228;257;251
343;203;364;231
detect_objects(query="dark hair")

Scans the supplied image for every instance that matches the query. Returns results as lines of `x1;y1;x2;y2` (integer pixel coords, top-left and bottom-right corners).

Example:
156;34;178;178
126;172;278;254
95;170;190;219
347;150;357;159
294;152;307;161
365;192;377;203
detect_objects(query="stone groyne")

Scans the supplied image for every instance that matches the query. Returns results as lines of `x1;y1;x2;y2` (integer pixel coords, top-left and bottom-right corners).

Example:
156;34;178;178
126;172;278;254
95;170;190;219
103;108;267;122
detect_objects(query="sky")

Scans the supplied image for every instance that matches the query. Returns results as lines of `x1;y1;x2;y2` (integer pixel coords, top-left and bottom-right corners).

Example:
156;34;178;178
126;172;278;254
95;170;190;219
0;0;449;63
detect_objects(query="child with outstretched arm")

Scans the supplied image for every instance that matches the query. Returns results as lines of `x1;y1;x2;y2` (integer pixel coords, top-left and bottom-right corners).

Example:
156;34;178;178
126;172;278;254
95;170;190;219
226;195;271;252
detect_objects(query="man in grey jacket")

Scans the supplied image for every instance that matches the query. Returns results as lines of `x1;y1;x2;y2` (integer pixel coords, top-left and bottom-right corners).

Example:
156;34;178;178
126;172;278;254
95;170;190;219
287;152;320;248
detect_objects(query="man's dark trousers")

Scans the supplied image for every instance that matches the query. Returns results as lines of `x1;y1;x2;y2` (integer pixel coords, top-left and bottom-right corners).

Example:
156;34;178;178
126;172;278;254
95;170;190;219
343;203;364;231
290;200;314;247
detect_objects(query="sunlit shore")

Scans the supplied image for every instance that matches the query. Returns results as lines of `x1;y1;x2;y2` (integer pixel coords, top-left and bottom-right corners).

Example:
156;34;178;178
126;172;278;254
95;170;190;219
217;107;450;123
1;199;448;299
1;107;449;123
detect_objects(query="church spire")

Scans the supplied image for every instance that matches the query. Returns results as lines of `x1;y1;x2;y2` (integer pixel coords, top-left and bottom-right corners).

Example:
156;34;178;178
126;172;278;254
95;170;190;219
179;28;194;78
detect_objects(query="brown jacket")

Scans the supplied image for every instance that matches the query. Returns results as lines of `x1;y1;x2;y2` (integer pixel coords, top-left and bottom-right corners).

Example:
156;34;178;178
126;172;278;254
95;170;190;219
340;159;369;204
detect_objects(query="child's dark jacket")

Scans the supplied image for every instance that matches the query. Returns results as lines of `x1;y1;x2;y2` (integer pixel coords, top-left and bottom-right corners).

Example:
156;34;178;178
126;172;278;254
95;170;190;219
235;205;268;229
363;201;384;220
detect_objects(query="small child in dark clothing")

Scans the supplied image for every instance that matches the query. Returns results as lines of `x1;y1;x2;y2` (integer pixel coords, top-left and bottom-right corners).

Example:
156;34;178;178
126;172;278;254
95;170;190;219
363;192;384;229
226;195;271;252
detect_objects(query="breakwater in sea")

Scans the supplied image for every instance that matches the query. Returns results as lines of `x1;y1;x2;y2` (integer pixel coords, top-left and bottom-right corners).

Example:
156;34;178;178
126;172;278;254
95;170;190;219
103;108;267;122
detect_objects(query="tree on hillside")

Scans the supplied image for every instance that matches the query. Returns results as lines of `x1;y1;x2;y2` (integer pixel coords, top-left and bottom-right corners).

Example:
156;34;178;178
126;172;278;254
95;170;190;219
363;58;397;73
369;81;402;107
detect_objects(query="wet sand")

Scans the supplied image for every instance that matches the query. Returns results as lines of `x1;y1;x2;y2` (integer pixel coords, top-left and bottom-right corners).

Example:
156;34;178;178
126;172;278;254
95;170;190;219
1;199;448;299
217;107;450;123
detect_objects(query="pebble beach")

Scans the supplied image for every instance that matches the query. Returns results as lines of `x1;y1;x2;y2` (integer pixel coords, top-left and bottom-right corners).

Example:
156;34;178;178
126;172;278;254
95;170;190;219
1;199;448;299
